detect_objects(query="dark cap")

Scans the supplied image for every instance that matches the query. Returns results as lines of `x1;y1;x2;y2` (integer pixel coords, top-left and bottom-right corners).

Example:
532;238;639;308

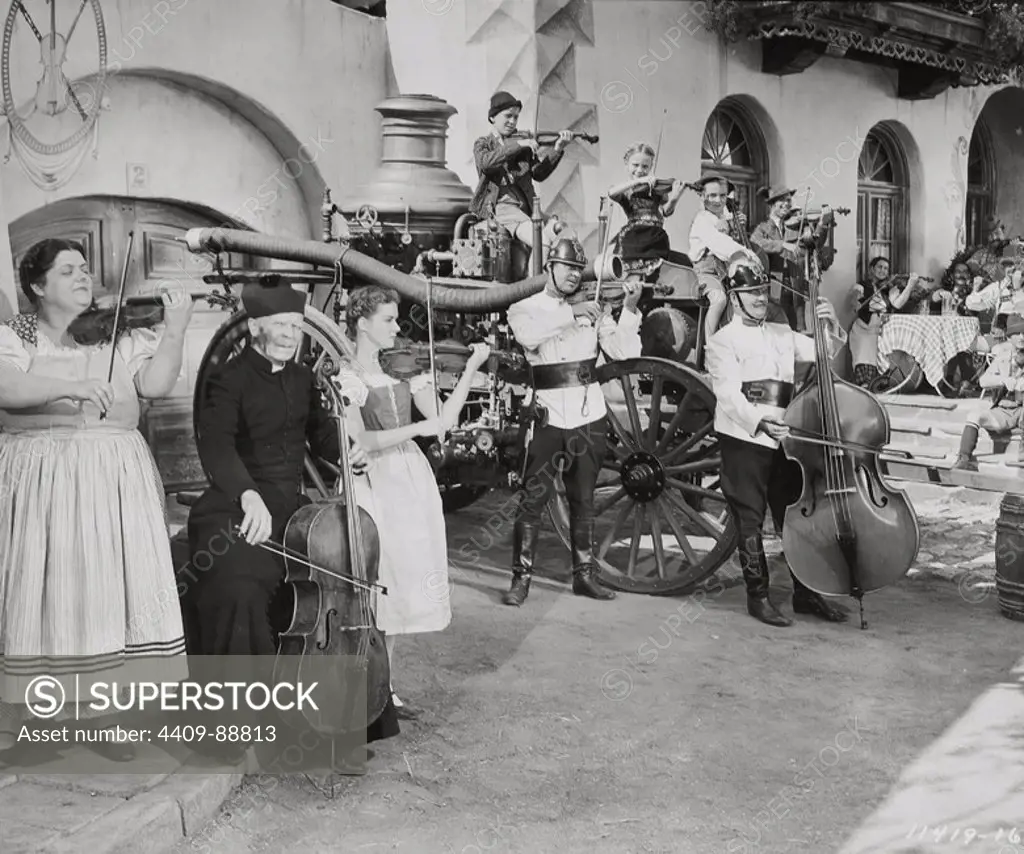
1006;314;1024;337
760;185;795;205
488;91;522;120
241;276;306;318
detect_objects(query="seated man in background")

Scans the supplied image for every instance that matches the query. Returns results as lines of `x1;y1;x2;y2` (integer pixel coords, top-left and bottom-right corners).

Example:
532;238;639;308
952;313;1024;470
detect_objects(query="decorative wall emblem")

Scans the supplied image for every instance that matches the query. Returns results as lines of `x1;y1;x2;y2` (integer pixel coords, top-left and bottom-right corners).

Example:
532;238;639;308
1;0;107;188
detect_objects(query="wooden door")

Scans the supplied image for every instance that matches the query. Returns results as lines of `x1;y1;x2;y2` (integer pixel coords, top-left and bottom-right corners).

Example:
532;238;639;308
9;196;261;491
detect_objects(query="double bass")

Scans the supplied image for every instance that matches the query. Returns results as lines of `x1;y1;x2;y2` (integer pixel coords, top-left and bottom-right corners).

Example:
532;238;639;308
269;360;392;753
779;241;921;629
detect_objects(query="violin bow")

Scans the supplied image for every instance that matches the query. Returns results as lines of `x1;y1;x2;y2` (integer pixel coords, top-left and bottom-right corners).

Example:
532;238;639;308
652;108;667;173
99;230;135;421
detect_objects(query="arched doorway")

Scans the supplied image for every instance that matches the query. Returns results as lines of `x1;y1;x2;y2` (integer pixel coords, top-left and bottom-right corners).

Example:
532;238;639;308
966;119;996;249
10;196;259;491
700;99;768;225
856;125;909;282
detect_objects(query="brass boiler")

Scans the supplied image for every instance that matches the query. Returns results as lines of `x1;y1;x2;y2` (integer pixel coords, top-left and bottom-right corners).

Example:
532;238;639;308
338;94;473;262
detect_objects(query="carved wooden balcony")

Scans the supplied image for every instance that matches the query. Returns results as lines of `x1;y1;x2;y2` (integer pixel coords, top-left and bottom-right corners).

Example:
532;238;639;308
734;2;1005;100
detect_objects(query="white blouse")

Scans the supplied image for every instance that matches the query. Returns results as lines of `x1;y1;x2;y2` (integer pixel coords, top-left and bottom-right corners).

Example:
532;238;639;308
0;323;161;379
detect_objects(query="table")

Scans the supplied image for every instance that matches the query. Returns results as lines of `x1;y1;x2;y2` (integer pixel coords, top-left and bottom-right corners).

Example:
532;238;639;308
877;315;981;389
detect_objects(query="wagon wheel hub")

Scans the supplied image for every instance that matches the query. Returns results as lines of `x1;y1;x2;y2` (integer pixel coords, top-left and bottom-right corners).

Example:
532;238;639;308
620;451;665;502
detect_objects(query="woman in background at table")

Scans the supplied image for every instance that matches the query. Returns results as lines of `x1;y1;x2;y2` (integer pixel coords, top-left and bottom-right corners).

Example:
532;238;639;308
849;256;892;389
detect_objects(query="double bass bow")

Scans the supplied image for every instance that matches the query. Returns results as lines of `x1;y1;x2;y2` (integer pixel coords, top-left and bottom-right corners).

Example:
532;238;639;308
262;360;392;752
779;233;921;630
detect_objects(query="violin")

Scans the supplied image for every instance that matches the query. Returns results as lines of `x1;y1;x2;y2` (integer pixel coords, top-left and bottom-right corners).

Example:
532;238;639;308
780;243;920;630
271;361;391;745
510;129;599;145
784;207;852;229
68;292;234;346
382;341;524;373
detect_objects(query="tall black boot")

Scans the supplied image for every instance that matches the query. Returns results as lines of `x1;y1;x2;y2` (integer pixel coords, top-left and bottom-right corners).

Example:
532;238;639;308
740;533;791;627
570;519;615;600
790;572;849;622
503;520;538;607
953;423;979;470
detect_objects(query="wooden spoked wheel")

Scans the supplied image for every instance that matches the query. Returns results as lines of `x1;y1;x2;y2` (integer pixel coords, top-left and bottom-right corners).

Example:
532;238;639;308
192;305;351;500
872;350;923;394
547;357;737;596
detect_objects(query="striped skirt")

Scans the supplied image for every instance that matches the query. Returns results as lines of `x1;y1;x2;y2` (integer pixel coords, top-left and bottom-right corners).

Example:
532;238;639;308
0;428;186;745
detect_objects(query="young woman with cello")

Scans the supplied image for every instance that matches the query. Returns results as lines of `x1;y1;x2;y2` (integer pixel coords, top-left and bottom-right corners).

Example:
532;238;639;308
334;285;490;718
704;256;851;628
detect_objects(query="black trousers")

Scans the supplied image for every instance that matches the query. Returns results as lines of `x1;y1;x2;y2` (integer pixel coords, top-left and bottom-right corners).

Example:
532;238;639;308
717;433;812;596
517;416;608;526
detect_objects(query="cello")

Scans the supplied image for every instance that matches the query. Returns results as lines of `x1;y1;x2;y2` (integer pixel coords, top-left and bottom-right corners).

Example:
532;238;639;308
266;359;392;756
780;238;921;630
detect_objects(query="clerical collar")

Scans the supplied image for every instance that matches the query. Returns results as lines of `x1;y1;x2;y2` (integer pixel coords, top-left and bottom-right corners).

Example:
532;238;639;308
245;346;288;374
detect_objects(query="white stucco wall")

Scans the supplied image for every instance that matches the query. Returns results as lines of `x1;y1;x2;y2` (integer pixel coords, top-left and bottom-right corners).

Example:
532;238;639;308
386;0;1019;326
3;75;309;237
0;0;388;310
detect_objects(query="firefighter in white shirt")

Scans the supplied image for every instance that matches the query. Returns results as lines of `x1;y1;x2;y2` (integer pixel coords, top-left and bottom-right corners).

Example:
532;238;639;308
688;174;763;347
503;238;643;606
705;257;850;628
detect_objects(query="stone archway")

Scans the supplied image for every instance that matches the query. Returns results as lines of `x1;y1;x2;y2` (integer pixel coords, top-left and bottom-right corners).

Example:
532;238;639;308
974;87;1024;238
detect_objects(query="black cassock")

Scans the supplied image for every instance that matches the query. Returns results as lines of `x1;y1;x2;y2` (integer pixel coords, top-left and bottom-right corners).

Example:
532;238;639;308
182;347;398;743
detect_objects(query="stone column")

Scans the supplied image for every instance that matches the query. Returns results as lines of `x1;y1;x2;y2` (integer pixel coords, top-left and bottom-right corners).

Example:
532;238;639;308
386;0;601;250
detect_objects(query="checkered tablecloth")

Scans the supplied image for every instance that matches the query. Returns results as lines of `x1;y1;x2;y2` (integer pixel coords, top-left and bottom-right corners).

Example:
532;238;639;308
877;315;980;387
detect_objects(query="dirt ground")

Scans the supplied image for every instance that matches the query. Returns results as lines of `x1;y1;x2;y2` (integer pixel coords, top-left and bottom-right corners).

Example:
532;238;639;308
176;488;1020;854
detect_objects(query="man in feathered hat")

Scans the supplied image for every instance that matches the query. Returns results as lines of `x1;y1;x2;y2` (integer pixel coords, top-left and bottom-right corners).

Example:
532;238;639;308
704;255;850;628
750;184;807;331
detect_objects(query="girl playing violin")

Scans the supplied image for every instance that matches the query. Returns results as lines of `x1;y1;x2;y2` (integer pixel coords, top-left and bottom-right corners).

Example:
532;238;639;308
606;142;686;278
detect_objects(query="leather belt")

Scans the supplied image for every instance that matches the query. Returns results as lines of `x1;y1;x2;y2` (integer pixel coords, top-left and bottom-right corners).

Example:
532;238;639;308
741;380;794;408
531;358;599;390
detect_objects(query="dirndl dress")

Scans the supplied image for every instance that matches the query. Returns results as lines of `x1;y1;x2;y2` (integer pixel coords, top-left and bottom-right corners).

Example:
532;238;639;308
0;313;186;747
335;367;451;636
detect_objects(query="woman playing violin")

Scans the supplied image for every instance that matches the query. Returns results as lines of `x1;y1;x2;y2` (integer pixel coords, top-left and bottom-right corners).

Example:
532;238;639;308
606;142;686;278
0;238;193;762
334;285;490;718
849;256;895;389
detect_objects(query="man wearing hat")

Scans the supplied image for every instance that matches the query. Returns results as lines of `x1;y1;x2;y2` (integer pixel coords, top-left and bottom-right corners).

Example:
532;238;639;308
750;185;807;331
499;237;642;607
687;174;763;345
953;312;1024;470
964;256;1023;340
184;277;371;659
705;256;850;628
967;216;1024;287
470;91;574;262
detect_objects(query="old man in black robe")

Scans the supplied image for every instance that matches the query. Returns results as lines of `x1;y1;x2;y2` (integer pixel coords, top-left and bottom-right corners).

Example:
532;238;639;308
182;277;398;766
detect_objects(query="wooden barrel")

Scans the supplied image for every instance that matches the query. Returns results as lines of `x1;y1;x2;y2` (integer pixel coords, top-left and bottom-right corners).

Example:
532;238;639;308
995;493;1024;621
